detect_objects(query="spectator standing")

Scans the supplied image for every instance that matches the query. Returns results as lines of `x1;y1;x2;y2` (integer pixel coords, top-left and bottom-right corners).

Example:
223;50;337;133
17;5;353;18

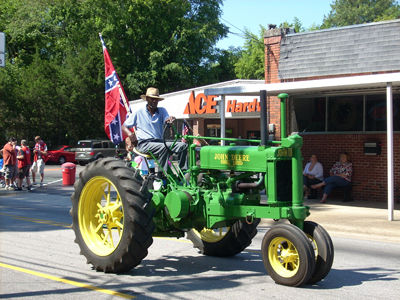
17;139;32;191
2;137;17;190
31;136;47;186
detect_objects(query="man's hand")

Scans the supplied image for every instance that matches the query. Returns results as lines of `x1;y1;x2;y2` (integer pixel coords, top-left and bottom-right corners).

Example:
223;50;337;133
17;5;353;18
165;116;176;124
127;133;137;147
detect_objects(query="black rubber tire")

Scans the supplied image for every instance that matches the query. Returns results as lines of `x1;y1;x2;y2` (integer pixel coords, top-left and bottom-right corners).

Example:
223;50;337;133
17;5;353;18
58;156;66;165
186;219;260;257
261;224;316;287
70;157;155;273
303;221;334;284
78;161;86;166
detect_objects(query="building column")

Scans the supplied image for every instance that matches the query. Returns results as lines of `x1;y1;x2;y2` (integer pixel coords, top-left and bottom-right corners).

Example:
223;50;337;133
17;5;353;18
220;95;225;145
386;82;394;221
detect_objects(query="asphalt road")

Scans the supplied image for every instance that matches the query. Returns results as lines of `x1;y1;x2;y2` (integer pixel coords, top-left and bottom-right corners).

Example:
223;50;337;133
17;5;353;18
0;165;399;299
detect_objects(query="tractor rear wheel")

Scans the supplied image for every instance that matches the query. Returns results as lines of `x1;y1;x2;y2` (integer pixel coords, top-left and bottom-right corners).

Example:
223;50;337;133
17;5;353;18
71;157;155;273
187;219;260;257
261;224;315;286
303;221;334;284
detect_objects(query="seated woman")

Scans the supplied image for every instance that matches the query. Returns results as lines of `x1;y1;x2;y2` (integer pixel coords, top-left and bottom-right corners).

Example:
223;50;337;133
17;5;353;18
303;154;323;199
312;152;352;203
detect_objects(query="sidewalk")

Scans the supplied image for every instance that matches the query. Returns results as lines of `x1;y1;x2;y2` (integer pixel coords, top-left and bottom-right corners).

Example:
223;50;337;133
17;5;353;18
261;199;400;243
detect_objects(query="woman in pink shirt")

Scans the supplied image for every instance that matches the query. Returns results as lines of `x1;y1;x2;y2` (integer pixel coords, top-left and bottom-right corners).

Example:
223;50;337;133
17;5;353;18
312;152;352;203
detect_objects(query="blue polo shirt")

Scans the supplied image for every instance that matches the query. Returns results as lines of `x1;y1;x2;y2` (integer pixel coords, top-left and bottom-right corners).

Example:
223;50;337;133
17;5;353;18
124;106;169;141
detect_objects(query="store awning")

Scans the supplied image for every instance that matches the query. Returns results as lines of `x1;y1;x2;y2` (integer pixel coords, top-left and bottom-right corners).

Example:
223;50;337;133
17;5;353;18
204;72;400;96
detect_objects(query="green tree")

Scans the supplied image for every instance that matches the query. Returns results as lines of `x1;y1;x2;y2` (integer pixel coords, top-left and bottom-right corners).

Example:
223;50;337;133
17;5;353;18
321;0;400;28
0;0;229;146
234;26;265;80
279;17;305;33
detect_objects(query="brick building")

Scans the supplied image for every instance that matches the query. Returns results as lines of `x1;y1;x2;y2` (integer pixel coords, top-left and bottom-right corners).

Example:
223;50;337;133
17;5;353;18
262;20;400;202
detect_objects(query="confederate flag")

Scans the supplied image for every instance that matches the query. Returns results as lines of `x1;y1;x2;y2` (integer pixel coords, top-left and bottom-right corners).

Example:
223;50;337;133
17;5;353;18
100;33;130;145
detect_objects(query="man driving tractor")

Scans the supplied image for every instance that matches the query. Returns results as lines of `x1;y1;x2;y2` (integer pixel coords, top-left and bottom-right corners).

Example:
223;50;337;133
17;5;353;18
122;87;188;175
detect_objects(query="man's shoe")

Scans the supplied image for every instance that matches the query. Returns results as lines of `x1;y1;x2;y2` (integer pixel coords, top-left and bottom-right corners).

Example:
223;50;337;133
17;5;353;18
32;182;37;185
27;185;32;191
40;182;44;187
17;187;22;191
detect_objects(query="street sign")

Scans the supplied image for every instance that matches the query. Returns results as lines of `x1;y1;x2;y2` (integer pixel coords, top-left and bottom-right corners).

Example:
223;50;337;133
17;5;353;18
0;32;5;67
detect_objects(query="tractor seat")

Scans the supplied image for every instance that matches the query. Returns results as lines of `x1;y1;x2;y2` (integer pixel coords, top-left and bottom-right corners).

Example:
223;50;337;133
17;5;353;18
132;147;152;159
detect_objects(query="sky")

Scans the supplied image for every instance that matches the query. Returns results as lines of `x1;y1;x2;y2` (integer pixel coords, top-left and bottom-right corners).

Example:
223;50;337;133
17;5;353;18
217;0;333;49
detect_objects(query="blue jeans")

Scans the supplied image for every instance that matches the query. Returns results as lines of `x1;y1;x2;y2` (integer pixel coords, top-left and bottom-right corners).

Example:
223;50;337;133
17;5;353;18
323;176;351;195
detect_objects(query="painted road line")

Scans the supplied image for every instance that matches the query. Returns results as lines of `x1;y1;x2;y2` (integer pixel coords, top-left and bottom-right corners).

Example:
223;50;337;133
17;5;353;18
30;179;63;190
42;179;63;186
0;212;71;228
46;168;62;171
0;262;134;299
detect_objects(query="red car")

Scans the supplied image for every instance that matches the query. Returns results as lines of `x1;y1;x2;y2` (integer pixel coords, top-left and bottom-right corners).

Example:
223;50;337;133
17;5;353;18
46;145;76;164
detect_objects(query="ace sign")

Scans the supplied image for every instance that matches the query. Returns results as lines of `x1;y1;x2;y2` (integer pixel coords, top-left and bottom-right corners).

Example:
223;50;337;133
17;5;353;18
0;32;5;67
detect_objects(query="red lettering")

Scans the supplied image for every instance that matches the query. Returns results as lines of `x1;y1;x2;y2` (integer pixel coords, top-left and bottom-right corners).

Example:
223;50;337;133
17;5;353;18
195;93;207;114
248;99;256;112
184;91;196;114
256;101;260;112
235;102;243;112
242;102;249;112
206;95;217;113
227;100;236;113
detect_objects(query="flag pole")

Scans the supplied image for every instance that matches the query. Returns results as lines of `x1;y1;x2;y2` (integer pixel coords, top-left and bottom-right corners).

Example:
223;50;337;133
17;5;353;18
117;83;131;114
99;32;131;115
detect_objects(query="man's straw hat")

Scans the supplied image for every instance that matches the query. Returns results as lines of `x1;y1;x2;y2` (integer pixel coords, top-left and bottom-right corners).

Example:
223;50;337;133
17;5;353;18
140;87;164;100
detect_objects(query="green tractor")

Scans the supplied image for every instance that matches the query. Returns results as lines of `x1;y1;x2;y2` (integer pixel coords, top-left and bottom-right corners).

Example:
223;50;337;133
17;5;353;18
70;92;334;287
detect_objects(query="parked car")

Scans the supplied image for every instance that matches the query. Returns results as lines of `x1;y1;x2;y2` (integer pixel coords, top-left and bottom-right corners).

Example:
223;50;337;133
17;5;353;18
46;145;76;164
75;139;124;166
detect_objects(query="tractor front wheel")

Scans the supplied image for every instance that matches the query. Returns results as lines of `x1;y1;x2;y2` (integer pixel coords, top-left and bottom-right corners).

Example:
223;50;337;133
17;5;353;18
187;219;260;257
70;158;155;273
303;221;334;284
261;224;315;286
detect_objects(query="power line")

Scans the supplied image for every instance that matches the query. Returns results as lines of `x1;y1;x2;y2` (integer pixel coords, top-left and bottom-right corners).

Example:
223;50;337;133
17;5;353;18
220;17;264;46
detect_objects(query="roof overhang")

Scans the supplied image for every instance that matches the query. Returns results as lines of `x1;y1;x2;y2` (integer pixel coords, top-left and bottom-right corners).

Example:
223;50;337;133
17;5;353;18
204;72;400;97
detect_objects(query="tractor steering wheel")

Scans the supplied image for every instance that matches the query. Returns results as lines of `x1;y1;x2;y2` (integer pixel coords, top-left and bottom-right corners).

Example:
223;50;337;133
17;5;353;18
163;122;179;155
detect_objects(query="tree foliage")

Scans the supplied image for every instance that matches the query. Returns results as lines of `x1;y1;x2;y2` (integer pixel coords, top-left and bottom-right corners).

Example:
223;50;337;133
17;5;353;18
0;0;229;146
234;26;265;80
321;0;400;28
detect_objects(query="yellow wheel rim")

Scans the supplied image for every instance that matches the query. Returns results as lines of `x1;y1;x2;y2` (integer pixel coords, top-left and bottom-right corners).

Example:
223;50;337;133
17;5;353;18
268;237;300;278
194;227;230;243
78;176;124;256
306;234;319;260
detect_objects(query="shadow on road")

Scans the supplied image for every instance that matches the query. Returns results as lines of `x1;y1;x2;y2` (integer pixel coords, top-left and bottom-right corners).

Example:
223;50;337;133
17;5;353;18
309;267;400;289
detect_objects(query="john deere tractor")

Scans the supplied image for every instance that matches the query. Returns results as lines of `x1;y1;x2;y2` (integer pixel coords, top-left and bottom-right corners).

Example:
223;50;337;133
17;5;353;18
71;92;334;287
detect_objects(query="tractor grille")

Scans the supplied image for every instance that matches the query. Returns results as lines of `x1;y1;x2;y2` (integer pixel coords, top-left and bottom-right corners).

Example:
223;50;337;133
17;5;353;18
276;160;292;202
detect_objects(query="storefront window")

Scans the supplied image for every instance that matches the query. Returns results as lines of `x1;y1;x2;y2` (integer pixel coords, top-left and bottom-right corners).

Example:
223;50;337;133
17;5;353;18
366;94;400;131
294;93;400;133
293;97;326;132
328;96;363;131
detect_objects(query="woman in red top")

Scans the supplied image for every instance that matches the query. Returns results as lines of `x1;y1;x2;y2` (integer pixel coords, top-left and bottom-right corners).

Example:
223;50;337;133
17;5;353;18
312;152;352;203
17;140;32;191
